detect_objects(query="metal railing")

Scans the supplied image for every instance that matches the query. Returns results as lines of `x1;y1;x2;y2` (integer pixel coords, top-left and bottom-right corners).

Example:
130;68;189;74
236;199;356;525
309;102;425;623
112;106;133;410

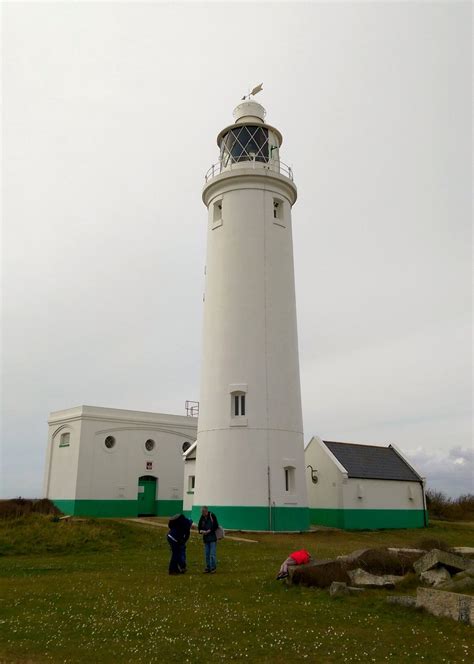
204;158;294;183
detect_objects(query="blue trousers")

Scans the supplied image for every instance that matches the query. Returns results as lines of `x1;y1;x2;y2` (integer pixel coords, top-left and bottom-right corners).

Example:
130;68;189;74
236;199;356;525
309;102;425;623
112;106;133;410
204;541;217;570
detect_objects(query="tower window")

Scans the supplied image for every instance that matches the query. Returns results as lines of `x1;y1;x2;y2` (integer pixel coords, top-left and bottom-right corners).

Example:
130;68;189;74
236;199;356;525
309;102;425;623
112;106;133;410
59;432;70;447
233;393;245;416
212;199;223;228
229;385;248;426
273;198;285;225
284;466;295;493
213;200;222;222
145;439;155;451
188;475;195;491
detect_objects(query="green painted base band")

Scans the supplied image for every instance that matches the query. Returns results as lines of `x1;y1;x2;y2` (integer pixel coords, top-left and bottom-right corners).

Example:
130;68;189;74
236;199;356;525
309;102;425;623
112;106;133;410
191;504;309;532
309;508;427;530
52;499;183;518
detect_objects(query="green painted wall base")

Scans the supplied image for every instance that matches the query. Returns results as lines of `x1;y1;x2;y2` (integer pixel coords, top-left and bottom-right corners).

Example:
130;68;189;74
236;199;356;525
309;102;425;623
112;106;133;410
53;499;183;518
191;504;309;532
309;508;427;530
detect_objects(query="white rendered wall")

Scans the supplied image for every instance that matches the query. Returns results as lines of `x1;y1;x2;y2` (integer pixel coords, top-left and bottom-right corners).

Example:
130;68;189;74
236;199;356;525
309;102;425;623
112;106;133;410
45;406;197;503
342;478;425;510
195;162;307;512
183;457;196;513
44;408;83;499
304;437;343;510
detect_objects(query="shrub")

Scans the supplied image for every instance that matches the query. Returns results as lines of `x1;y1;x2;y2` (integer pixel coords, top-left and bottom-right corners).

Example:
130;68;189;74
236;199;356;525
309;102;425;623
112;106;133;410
415;537;450;552
0;499;62;520
291;560;351;588
356;548;420;575
425;490;474;521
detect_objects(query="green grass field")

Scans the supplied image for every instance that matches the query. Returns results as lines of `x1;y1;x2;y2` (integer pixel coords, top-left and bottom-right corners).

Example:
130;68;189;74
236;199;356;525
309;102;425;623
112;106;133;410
0;516;473;663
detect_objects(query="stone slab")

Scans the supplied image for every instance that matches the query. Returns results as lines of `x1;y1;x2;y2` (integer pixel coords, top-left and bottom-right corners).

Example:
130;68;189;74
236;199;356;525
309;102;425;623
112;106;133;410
413;549;474;575
416;587;474;625
388;548;424;555
420;567;451;587
386;595;417;608
454;569;474;580
329;581;349;597
336;549;370;562
348;568;405;589
437;576;474;594
451;547;474;556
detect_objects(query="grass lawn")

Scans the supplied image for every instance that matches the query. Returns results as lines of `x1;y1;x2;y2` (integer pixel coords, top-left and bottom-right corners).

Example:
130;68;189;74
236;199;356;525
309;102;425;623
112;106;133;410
0;516;473;663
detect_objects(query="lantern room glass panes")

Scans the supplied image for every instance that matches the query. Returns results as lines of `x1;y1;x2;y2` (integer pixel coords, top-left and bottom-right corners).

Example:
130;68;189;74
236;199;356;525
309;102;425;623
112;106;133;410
220;125;269;166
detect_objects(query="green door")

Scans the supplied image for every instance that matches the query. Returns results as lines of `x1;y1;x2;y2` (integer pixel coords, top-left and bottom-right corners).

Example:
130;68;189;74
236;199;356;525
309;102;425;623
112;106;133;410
138;476;157;515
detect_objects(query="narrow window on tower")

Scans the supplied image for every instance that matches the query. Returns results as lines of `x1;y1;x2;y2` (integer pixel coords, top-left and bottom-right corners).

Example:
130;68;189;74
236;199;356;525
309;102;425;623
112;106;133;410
233;393;245;416
284;466;295;493
212;198;223;229
229;385;248;426
273;198;285;227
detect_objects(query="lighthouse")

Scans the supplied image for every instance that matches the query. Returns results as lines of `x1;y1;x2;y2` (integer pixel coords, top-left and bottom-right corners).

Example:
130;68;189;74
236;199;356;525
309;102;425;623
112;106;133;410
191;92;309;531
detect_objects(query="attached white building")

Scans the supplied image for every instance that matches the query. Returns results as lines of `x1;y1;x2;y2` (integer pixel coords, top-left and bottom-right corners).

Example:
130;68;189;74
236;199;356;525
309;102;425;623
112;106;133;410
305;436;427;530
44;406;197;517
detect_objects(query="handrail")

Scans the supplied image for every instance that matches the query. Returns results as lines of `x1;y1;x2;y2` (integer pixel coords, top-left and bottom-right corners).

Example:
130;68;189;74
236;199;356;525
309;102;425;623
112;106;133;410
204;159;294;183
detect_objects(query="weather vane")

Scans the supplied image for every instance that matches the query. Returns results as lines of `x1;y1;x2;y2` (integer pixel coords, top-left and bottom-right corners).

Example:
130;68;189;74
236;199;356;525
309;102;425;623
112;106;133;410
241;83;263;101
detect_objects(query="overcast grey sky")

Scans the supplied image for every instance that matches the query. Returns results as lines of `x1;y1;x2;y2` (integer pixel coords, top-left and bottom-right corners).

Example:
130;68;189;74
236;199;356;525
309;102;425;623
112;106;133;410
2;1;472;498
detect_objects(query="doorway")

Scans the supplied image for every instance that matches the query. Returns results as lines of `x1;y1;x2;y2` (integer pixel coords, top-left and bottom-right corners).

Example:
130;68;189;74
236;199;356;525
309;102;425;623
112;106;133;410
137;476;157;516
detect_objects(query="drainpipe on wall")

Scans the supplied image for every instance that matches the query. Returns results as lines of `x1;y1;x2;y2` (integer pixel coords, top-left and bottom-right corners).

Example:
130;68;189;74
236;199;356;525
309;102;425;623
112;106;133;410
267;466;272;531
420;479;428;527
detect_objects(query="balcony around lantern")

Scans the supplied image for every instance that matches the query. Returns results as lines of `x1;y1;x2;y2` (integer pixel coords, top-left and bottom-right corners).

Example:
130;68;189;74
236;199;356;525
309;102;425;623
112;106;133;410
204;156;294;183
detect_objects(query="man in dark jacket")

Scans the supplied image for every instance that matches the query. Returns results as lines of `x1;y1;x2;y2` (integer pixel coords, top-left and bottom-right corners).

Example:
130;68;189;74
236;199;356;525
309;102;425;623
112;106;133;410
167;514;192;575
197;506;219;573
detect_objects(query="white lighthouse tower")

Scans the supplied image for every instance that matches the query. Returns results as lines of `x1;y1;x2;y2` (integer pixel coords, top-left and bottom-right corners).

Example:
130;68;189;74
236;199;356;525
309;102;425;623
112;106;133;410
191;92;309;531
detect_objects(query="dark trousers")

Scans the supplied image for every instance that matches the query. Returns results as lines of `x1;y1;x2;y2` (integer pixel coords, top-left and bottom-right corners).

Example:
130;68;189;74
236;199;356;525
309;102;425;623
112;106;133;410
168;538;186;573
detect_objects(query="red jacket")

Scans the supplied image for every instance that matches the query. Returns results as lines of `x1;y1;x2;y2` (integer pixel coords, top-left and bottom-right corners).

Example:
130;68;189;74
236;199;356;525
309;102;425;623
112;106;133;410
289;549;311;565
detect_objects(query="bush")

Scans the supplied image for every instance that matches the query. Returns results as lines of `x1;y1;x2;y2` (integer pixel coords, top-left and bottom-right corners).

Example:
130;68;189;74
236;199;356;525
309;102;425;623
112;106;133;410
426;490;474;521
0;498;62;520
291;560;351;588
415;537;450;552
356;548;420;575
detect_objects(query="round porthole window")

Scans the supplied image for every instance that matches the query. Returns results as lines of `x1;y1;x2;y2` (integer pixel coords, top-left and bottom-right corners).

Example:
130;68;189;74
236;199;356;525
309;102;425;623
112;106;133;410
145;439;155;451
182;441;191;453
104;435;116;449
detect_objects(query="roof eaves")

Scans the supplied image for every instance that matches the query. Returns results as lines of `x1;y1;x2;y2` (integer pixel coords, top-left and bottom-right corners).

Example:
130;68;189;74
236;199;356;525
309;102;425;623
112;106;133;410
389;444;423;481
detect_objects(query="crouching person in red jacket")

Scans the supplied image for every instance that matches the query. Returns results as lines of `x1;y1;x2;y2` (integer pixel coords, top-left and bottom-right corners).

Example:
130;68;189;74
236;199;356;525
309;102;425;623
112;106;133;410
276;549;312;580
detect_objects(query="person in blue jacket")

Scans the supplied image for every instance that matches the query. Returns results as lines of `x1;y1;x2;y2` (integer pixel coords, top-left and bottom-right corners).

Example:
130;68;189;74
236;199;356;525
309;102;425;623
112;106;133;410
167;514;192;575
198;506;219;573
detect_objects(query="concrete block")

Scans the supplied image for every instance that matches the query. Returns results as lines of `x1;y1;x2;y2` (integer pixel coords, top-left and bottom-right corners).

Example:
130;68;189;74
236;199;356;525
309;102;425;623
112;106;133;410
336;549;370;562
438;576;474;594
348;568;405;588
451;547;474;557
419;567;451;587
386;595;417;608
416;587;474;625
388;548;424;555
413;549;474;575
329;581;349;597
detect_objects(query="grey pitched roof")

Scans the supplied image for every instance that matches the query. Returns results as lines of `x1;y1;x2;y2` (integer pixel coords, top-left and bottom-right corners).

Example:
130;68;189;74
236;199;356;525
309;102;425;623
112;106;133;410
323;441;422;482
